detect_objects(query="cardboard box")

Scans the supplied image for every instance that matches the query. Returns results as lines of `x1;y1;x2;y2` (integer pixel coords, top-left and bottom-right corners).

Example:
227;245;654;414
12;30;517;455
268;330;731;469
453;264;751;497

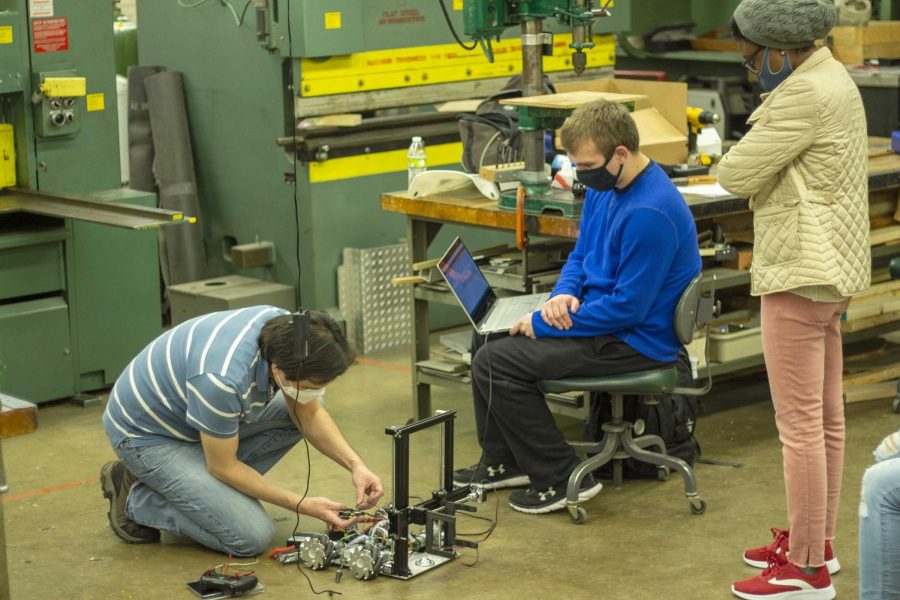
554;78;689;164
829;21;900;65
168;275;295;325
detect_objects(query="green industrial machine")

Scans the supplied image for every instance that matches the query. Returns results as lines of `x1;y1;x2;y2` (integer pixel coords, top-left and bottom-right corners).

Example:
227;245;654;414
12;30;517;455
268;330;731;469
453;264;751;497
463;0;622;217
0;0;188;403
136;0;631;311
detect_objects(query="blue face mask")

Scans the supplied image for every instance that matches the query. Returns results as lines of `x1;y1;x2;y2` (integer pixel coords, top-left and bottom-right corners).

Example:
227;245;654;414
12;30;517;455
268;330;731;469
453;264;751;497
758;47;793;92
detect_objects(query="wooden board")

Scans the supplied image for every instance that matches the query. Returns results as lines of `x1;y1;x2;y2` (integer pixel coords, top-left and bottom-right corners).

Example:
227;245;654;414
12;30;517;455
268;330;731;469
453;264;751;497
724;248;753;271
0;394;37;439
843;361;900;387
853;279;900;301
479;162;526;182
870;225;900;246
869;136;896;158
380;190;580;239
436;99;481;113
500;91;647;109
842;309;900;333
830;22;900;65
845;381;897;404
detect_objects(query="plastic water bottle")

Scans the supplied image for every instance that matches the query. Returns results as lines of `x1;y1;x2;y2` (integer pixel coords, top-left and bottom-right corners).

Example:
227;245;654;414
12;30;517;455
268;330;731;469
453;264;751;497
407;136;426;186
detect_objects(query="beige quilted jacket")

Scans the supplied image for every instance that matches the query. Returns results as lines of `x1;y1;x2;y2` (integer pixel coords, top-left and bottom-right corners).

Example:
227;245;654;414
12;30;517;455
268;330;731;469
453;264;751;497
718;47;871;297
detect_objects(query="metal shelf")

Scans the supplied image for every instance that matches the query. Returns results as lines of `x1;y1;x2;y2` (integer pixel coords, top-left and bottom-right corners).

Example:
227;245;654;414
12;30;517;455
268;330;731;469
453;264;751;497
0;189;194;230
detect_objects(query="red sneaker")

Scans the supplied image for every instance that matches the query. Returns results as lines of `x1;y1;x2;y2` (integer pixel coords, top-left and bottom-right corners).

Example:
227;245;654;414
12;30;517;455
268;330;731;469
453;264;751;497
743;529;840;575
732;559;835;600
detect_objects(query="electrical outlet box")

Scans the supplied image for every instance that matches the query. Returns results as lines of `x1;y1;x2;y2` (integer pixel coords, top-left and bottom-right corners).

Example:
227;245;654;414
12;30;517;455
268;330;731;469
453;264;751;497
34;70;82;138
231;240;275;269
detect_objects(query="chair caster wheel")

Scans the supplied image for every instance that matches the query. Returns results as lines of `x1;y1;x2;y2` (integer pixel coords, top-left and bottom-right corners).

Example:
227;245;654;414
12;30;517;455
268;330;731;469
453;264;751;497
657;466;669;482
569;506;587;524
892;396;900;414
689;498;707;515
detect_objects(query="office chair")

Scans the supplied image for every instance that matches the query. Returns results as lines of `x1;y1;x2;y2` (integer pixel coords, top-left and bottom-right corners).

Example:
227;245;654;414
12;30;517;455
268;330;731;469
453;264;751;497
539;273;719;524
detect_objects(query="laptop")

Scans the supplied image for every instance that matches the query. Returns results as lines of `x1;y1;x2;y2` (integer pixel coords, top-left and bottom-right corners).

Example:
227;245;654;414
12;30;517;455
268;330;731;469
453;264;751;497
437;237;550;334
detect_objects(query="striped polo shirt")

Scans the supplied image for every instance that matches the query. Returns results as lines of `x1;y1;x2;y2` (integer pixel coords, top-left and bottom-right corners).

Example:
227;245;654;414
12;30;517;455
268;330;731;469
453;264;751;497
103;305;289;447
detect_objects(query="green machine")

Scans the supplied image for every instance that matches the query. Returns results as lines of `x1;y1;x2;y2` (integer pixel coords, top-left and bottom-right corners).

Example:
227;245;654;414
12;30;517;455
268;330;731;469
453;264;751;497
463;0;622;217
0;0;189;403
135;1;630;311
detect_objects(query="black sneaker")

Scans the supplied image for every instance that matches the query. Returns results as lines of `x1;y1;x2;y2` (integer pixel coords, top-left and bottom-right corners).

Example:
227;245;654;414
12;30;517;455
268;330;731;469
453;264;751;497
507;474;603;514
100;460;161;544
452;462;530;490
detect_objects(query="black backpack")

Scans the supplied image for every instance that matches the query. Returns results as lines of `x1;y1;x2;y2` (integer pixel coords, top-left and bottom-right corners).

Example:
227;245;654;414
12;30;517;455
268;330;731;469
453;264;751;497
457;73;556;173
586;349;702;479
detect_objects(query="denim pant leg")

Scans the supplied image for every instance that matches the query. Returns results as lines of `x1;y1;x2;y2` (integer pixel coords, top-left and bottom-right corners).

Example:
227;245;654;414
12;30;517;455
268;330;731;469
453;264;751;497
859;458;900;600
235;396;304;473
115;398;303;557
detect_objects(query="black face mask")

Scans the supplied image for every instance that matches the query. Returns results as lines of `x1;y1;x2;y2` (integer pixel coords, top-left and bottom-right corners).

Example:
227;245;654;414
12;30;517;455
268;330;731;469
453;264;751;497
576;155;623;192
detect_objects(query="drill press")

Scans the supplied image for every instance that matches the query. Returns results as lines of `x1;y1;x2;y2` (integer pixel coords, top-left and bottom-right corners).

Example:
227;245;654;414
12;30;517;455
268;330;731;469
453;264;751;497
463;1;613;217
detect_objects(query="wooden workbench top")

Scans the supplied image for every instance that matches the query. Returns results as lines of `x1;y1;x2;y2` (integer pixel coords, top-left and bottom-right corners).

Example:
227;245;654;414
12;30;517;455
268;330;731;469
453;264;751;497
380;187;752;238
382;148;900;237
381;189;581;238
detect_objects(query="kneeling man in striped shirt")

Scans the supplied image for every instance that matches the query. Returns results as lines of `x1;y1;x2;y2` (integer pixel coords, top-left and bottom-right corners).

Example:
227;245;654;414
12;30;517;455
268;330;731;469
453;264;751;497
99;305;383;556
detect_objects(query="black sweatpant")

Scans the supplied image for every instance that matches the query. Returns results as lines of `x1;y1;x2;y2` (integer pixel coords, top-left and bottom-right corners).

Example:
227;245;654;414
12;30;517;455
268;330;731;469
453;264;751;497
470;332;669;490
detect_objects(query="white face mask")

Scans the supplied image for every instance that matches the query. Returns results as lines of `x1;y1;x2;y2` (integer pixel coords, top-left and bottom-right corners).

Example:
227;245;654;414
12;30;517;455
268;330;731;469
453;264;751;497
274;369;325;404
282;385;326;404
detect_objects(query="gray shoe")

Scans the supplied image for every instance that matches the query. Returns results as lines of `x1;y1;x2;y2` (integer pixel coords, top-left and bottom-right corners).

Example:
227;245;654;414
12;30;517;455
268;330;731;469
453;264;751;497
100;461;160;544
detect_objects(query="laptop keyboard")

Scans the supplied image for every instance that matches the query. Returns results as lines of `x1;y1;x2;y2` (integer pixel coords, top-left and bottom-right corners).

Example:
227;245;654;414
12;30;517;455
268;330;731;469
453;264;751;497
482;294;549;331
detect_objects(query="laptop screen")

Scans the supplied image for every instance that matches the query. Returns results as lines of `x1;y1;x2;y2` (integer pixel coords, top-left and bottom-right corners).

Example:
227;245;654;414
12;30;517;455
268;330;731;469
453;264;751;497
438;238;495;325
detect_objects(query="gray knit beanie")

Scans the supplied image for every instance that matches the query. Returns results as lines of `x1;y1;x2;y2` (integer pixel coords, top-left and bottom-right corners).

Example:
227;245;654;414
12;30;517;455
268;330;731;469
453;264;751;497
734;0;837;49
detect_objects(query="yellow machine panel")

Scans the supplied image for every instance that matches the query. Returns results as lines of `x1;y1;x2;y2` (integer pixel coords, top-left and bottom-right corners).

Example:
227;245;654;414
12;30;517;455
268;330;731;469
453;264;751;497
0;124;15;188
40;77;87;97
299;33;616;96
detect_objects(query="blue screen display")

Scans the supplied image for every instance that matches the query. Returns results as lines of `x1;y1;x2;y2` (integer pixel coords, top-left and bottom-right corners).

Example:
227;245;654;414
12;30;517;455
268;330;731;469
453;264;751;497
440;241;491;318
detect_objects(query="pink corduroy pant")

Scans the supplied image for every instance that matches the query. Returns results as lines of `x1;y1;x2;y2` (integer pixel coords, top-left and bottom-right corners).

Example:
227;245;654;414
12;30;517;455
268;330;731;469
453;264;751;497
761;291;849;567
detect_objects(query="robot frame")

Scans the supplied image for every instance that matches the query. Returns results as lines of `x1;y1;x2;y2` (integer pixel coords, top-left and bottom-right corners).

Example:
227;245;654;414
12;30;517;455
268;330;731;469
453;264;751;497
281;411;484;581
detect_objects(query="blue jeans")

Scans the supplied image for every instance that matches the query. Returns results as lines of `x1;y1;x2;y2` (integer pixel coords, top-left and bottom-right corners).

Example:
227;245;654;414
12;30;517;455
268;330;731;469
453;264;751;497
112;398;302;556
859;457;900;599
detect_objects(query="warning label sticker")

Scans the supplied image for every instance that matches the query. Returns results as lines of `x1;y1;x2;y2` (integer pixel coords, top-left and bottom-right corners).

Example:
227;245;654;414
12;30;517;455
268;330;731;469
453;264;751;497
32;17;68;53
30;0;54;18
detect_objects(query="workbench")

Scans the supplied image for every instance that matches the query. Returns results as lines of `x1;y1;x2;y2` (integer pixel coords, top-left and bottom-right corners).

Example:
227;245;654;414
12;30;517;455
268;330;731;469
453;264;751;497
381;152;900;419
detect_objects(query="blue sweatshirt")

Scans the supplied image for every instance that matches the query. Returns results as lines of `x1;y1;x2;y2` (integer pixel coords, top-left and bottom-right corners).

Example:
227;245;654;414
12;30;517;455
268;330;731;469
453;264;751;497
531;161;701;362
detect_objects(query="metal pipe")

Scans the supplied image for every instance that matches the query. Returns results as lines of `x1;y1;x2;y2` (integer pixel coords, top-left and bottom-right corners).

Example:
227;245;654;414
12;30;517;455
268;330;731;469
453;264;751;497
441;412;454;492
390;432;411;578
572;0;588;75
0;439;9;600
520;19;546;175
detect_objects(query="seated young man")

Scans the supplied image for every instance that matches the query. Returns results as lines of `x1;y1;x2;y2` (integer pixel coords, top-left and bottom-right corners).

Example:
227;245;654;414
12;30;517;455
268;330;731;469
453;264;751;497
453;99;702;514
100;306;383;555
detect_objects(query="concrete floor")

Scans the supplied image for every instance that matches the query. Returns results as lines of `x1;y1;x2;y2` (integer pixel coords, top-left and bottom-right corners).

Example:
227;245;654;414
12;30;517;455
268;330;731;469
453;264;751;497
3;342;897;600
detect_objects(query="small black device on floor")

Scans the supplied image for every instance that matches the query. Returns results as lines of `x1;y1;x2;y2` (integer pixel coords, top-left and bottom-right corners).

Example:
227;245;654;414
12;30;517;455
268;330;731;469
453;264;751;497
186;570;262;598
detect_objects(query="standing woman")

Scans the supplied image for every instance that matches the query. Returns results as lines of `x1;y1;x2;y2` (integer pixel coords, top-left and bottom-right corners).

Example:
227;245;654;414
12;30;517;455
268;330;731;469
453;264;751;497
717;1;871;599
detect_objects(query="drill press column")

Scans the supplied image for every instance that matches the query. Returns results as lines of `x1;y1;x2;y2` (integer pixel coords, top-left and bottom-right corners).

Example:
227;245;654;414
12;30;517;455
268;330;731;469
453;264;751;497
521;18;548;181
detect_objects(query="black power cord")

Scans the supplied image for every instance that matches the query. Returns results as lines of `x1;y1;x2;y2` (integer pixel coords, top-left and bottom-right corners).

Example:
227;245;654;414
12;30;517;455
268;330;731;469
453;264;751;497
438;0;478;51
286;0;302;309
237;0;253;26
288;387;341;596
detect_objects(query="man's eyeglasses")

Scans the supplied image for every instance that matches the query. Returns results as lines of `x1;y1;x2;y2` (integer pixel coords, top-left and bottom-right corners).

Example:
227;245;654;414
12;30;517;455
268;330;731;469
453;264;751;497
742;46;764;75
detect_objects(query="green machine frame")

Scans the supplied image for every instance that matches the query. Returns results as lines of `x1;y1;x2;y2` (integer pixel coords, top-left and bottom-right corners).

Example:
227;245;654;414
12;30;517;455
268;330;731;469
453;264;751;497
0;0;169;403
136;1;630;312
